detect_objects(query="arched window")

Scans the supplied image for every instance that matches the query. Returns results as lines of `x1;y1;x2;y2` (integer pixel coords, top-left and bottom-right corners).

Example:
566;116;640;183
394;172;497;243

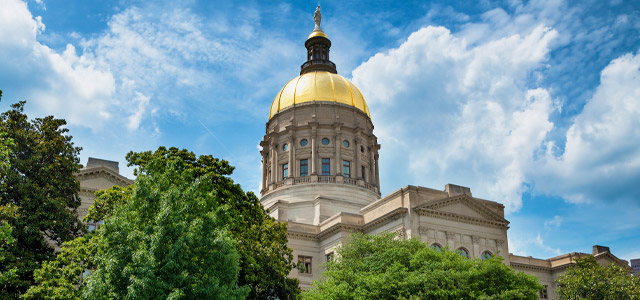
481;251;492;260
430;243;443;251
456;248;469;258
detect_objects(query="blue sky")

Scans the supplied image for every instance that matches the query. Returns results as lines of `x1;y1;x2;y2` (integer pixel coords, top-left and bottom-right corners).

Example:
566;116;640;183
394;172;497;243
1;0;639;262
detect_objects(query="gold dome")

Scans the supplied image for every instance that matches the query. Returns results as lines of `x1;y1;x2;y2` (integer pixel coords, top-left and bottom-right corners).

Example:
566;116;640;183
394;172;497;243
269;71;370;119
307;30;328;40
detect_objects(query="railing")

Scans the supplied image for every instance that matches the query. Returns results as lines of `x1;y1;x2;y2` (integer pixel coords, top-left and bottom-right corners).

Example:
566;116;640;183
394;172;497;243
344;178;357;185
294;177;311;184
300;59;336;70
319;176;335;183
275;180;286;188
264;175;378;195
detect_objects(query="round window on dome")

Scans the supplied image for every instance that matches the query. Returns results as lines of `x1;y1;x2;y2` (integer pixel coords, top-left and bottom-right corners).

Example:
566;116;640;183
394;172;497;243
343;140;350;148
282;143;288;151
300;139;308;146
322;138;330;145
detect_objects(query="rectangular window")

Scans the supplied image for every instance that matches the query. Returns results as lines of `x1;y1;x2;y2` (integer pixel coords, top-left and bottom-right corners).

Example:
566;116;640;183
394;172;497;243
539;285;548;299
298;255;312;274
343;160;350;178
300;159;308;177
361;166;366;180
322;158;330;175
326;252;334;262
282;163;288;179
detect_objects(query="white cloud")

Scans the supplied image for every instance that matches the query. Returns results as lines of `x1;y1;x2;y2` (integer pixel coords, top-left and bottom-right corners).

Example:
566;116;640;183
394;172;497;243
509;232;562;257
533;50;640;204
352;24;558;212
544;215;563;230
0;0;115;129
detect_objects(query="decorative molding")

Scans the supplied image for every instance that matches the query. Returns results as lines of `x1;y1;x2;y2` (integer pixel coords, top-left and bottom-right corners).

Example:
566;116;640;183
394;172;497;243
472;236;481;244
415;208;508;229
496;240;504;248
394;226;406;238
414;194;509;226
510;262;552;273
287;231;319;242
361;207;407;232
445;231;456;240
418;226;429;236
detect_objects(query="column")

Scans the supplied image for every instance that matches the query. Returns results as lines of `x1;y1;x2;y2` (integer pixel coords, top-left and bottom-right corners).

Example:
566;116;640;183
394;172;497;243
311;125;317;174
270;141;277;184
261;151;267;190
374;152;380;188
335;134;342;175
355;135;361;179
288;132;294;177
369;146;375;185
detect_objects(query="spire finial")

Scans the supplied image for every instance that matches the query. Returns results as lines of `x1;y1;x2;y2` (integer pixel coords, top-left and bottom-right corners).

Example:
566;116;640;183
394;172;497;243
314;5;322;31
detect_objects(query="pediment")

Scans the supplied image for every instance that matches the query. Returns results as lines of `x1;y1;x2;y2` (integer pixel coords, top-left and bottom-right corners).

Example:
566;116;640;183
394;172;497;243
414;194;509;227
438;201;487;219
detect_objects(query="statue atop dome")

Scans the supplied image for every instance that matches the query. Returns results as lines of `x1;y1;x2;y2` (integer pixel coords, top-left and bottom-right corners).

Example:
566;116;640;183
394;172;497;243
314;5;321;30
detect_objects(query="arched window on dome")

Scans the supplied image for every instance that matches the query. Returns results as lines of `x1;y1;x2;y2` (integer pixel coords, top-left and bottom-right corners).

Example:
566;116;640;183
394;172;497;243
456;247;469;259
481;251;492;260
430;243;443;251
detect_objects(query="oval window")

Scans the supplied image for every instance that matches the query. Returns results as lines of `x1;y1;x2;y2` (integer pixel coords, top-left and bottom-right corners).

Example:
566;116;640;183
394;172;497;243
300;139;308;146
282;143;288;151
343;140;350;148
322;138;330;145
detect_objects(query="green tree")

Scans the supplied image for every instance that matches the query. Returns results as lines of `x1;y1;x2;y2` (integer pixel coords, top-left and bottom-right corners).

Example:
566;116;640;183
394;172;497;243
24;147;298;299
556;256;640;300
0;93;84;298
125;147;299;299
302;233;542;300
21;235;98;300
81;147;249;299
0;127;19;290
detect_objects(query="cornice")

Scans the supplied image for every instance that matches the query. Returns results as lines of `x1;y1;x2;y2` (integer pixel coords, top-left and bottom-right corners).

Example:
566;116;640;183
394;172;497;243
415;208;508;229
75;166;133;187
286;207;407;242
361;207;407;232
510;262;552;272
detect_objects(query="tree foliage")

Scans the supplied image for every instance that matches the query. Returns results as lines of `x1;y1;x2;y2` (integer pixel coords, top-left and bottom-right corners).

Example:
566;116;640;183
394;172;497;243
26;147;298;299
556;256;640;300
302;233;542;300
21;235;97;300
0;93;84;298
80;147;249;299
125;147;299;299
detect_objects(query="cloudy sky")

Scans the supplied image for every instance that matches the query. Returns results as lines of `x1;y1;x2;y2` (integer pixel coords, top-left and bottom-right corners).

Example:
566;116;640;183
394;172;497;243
1;0;639;261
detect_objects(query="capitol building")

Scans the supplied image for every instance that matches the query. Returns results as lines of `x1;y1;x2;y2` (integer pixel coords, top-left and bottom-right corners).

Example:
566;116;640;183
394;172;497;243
75;8;631;300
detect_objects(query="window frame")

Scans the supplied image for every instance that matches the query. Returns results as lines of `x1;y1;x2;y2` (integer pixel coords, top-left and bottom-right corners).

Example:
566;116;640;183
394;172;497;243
298;255;313;274
456;247;470;258
321;158;331;176
300;159;308;177
282;163;289;179
342;160;351;178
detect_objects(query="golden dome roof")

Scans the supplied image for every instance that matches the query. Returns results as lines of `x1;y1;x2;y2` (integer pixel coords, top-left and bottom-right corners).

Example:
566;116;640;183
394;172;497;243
307;30;328;40
269;71;370;119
